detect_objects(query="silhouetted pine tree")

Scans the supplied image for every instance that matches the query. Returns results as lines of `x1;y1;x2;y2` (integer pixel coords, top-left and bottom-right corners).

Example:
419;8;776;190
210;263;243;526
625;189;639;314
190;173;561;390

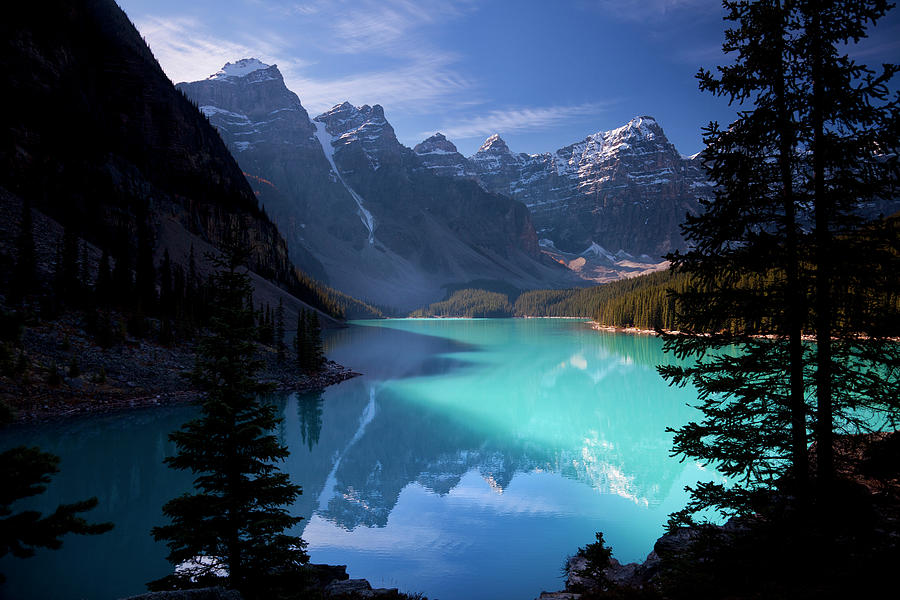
304;310;325;372
9;199;36;304
275;299;285;362
658;0;900;526
159;250;174;317
94;250;112;307
795;0;900;491
659;0;813;521
55;226;80;306
135;220;157;313
293;309;307;373
151;239;306;596
111;239;133;308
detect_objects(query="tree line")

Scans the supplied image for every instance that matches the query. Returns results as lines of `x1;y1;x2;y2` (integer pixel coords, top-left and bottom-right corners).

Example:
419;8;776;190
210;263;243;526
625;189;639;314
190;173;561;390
409;288;514;318
2;228;332;598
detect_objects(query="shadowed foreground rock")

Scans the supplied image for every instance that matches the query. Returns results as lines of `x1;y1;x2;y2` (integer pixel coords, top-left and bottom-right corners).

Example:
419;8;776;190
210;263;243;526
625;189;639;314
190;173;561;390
537;432;900;600
122;564;411;600
123;588;242;600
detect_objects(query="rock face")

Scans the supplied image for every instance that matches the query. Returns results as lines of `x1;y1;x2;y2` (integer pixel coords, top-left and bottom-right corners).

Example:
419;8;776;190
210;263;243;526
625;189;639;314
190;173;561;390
179;62;575;310
416;117;715;259
176;59;352;282
412;133;473;178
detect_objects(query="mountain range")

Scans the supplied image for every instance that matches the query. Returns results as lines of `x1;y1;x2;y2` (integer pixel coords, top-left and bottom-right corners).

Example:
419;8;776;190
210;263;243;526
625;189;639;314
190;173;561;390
178;60;710;310
415;118;714;258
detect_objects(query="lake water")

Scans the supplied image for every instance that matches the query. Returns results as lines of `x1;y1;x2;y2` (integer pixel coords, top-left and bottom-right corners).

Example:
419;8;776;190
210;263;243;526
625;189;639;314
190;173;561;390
0;318;721;600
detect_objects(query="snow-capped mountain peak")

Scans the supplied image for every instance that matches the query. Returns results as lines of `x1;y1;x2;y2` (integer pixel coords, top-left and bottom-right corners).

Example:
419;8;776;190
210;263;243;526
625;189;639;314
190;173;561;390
478;133;513;155
413;132;459;155
417;115;713;257
597;115;661;144
314;102;400;173
208;58;272;80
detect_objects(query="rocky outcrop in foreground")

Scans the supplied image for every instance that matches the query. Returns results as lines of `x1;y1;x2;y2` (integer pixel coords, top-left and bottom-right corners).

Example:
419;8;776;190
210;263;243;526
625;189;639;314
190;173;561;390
537;431;900;600
122;564;410;600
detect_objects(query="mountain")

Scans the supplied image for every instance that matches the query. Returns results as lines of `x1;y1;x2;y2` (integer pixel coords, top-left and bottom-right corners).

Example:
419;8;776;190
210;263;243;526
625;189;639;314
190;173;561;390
0;0;355;323
179;62;576;310
416;117;714;260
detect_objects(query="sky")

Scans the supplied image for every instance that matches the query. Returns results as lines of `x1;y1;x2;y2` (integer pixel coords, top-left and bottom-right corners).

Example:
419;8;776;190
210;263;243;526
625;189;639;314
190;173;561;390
118;0;900;157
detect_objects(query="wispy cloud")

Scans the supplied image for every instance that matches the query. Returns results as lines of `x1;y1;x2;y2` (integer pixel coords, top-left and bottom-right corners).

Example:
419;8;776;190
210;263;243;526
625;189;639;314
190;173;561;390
326;0;477;55
283;53;477;116
583;0;720;22
134;1;478;112
135;16;306;84
429;103;612;141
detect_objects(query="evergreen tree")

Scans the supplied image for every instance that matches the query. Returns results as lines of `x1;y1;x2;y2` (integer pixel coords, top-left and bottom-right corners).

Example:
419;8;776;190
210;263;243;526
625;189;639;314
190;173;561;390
292;310;325;374
794;0;900;492
10;199;36;304
159;250;174;317
135;220;157;313
293;309;307;373
111;239;133;308
660;0;812;520
304;310;325;373
151;240;307;596
658;0;900;525
275;299;286;362
95;250;112;307
52;226;80;308
78;241;90;293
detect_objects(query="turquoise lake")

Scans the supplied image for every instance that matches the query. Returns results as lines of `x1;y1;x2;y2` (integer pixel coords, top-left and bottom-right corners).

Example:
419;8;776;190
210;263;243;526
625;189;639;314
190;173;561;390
0;318;723;600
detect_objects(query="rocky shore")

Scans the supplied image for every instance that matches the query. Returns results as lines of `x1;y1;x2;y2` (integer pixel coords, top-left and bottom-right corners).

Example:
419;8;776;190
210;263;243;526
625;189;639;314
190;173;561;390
588;322;660;336
1;312;359;423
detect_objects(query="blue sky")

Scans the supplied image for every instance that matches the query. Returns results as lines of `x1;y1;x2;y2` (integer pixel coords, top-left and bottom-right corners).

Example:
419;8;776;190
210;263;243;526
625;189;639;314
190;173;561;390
119;0;900;157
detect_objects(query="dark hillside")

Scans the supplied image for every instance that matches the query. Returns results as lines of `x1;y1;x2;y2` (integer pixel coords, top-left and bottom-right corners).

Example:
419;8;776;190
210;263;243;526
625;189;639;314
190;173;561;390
0;0;346;317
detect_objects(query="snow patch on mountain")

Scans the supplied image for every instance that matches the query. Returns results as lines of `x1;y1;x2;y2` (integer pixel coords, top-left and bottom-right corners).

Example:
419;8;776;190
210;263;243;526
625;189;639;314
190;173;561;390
580;242;617;262
208;58;271;80
199;105;250;123
313;120;376;244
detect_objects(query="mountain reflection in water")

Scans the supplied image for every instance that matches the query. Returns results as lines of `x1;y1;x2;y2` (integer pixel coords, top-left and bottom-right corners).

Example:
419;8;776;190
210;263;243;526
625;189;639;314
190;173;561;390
0;319;720;600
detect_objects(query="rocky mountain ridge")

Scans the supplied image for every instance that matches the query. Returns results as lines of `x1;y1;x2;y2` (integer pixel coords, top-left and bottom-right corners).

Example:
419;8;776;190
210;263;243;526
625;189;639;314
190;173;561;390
416;116;715;260
179;61;577;310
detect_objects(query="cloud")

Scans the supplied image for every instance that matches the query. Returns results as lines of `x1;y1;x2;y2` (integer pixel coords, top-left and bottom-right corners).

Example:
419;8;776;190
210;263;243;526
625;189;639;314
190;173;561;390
429;102;612;141
133;2;478;113
326;0;477;55
282;52;477;116
135;16;306;84
583;0;721;22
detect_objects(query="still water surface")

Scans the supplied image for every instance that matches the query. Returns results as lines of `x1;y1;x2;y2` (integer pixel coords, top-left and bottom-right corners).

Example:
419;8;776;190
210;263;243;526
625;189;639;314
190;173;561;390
0;319;722;600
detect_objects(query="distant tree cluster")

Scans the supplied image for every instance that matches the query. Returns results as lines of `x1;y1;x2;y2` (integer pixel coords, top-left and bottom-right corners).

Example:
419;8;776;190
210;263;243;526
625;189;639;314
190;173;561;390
407;271;696;329
409;288;514;318
294;309;325;373
514;271;693;328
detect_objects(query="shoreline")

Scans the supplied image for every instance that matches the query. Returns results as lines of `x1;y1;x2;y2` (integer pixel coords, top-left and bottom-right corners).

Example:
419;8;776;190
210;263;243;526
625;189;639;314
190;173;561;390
588;321;661;335
9;361;361;424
